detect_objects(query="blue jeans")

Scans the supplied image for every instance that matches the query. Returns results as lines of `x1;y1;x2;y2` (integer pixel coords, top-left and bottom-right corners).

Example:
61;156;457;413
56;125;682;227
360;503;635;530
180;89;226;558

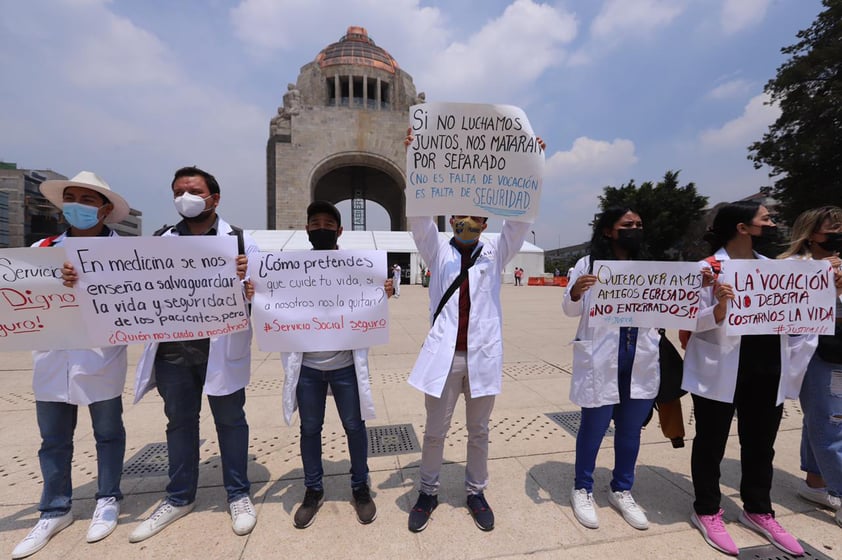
155;360;250;506
575;328;654;493
296;364;368;491
36;396;125;517
800;353;842;497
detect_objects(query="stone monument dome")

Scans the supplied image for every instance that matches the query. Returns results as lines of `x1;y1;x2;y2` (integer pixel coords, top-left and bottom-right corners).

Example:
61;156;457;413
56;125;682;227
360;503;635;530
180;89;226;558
316;26;399;74
267;26;423;233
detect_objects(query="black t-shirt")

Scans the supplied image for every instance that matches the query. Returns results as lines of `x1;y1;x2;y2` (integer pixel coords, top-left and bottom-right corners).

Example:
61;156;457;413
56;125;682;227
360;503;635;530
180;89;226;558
738;334;781;372
155;221;217;366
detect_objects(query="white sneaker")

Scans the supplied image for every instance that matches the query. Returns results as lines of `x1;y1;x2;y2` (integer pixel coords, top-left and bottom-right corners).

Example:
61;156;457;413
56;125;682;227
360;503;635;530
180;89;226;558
12;512;73;559
797;480;842;510
86;497;119;543
570;488;599;529
607;490;649;530
129;501;195;543
229;495;257;536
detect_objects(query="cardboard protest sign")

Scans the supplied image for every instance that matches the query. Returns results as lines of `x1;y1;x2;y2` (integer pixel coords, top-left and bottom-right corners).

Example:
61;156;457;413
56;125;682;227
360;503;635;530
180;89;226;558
250;250;388;352
405;102;543;221
587;260;703;329
0;247;94;351
721;259;836;336
64;236;248;346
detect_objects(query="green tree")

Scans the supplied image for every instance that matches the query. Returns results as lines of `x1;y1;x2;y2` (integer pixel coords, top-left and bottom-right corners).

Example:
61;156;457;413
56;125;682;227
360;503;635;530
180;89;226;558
598;170;708;260
749;0;842;225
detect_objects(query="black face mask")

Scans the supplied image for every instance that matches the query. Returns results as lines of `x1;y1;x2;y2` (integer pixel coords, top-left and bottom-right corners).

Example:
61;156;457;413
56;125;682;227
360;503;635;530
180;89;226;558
817;232;842;253
308;228;338;250
750;225;780;252
616;228;644;253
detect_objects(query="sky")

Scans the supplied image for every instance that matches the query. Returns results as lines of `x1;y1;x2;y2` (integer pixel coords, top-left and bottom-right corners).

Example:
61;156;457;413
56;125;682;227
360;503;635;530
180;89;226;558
0;0;826;249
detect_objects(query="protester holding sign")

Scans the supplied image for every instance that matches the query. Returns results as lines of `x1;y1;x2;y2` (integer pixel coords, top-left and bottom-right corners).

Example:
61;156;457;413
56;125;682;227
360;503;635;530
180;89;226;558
12;172;131;559
403;130;543;533
779;206;842;527
281;201;394;529
683;201;816;556
129;166;259;543
562;207;659;532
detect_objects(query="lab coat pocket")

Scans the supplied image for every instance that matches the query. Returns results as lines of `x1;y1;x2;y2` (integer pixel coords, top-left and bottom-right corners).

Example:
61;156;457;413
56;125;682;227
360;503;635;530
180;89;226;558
572;339;594;374
684;336;721;391
226;330;251;360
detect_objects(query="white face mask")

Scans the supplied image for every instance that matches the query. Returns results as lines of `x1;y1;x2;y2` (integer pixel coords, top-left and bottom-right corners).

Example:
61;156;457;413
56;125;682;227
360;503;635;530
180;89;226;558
174;192;210;218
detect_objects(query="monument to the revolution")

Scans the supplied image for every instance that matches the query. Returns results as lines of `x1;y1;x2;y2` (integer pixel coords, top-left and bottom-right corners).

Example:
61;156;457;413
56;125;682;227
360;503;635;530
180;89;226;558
267;26;422;232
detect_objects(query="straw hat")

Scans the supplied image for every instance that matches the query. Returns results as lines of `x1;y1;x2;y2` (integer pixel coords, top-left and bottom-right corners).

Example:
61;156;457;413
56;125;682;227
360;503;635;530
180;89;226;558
40;171;131;223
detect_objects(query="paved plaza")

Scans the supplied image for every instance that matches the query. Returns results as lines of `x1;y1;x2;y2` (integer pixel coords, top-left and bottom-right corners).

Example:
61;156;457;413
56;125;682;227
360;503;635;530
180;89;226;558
0;285;840;559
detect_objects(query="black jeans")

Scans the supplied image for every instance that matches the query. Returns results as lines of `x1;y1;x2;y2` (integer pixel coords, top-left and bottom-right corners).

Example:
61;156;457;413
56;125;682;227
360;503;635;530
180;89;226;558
691;365;783;515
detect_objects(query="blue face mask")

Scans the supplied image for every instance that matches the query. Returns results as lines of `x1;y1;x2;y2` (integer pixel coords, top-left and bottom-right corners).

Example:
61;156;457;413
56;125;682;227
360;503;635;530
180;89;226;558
63;202;103;230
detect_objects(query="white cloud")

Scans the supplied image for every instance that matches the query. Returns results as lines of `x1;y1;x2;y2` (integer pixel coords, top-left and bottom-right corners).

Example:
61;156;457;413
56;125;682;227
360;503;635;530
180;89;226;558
419;0;577;101
231;0;576;103
230;0;450;57
545;137;638;179
721;0;771;35
65;13;179;88
707;78;754;100
699;93;780;149
590;0;686;40
533;137;638;247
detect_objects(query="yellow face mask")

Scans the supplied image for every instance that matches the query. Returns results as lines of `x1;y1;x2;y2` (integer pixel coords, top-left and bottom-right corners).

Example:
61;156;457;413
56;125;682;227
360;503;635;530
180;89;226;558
452;216;483;243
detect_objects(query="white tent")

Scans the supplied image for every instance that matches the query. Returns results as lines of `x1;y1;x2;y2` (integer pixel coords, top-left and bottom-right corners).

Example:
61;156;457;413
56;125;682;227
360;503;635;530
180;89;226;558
247;230;544;284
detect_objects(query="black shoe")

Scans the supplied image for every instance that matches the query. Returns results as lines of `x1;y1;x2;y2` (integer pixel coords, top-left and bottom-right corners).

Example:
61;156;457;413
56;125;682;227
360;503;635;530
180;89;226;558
293;488;324;529
352;485;377;524
467;492;494;531
408;492;438;533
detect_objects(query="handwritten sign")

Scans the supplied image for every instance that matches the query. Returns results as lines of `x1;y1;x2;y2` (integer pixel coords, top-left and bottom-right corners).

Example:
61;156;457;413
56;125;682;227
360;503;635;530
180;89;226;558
64;236;248;346
0;248;94;351
250;250;388;352
587;260;703;329
406;102;543;221
722;259;836;336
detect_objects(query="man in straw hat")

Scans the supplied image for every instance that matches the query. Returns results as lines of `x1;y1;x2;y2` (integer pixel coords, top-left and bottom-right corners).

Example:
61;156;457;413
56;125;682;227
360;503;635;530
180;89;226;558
12;171;131;559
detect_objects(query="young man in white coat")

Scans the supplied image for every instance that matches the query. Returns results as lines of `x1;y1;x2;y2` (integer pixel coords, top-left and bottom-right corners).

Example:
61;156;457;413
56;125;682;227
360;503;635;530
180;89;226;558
13;172;131;559
280;201;394;528
129;166;258;543
406;211;532;532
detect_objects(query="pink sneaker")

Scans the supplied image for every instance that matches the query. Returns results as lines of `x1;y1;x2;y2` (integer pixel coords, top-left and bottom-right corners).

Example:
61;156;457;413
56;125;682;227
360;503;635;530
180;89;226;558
739;510;804;556
691;509;739;556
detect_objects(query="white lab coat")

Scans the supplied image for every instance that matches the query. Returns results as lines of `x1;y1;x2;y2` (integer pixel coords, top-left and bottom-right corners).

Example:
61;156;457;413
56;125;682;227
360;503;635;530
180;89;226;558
31;231;128;405
561;255;660;408
280;349;375;425
407;216;530;398
681;248;817;405
134;218;257;403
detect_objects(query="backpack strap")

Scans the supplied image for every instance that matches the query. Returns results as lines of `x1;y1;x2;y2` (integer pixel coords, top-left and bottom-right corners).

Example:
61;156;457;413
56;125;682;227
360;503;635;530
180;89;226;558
38;235;61;247
432;248;481;324
228;225;245;255
153;224;173;237
704;255;721;278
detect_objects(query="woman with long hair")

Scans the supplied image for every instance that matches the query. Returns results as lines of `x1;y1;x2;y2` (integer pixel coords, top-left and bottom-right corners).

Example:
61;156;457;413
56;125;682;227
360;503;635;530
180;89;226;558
683;200;816;556
563;207;659;531
779;206;842;527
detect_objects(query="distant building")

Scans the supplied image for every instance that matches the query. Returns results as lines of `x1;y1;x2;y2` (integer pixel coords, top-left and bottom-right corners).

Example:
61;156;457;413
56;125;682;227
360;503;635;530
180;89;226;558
0;163;143;247
109;208;143;237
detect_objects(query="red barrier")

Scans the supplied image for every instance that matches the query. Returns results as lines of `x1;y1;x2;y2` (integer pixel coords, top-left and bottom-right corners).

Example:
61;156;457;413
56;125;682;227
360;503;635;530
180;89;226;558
526;276;568;286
